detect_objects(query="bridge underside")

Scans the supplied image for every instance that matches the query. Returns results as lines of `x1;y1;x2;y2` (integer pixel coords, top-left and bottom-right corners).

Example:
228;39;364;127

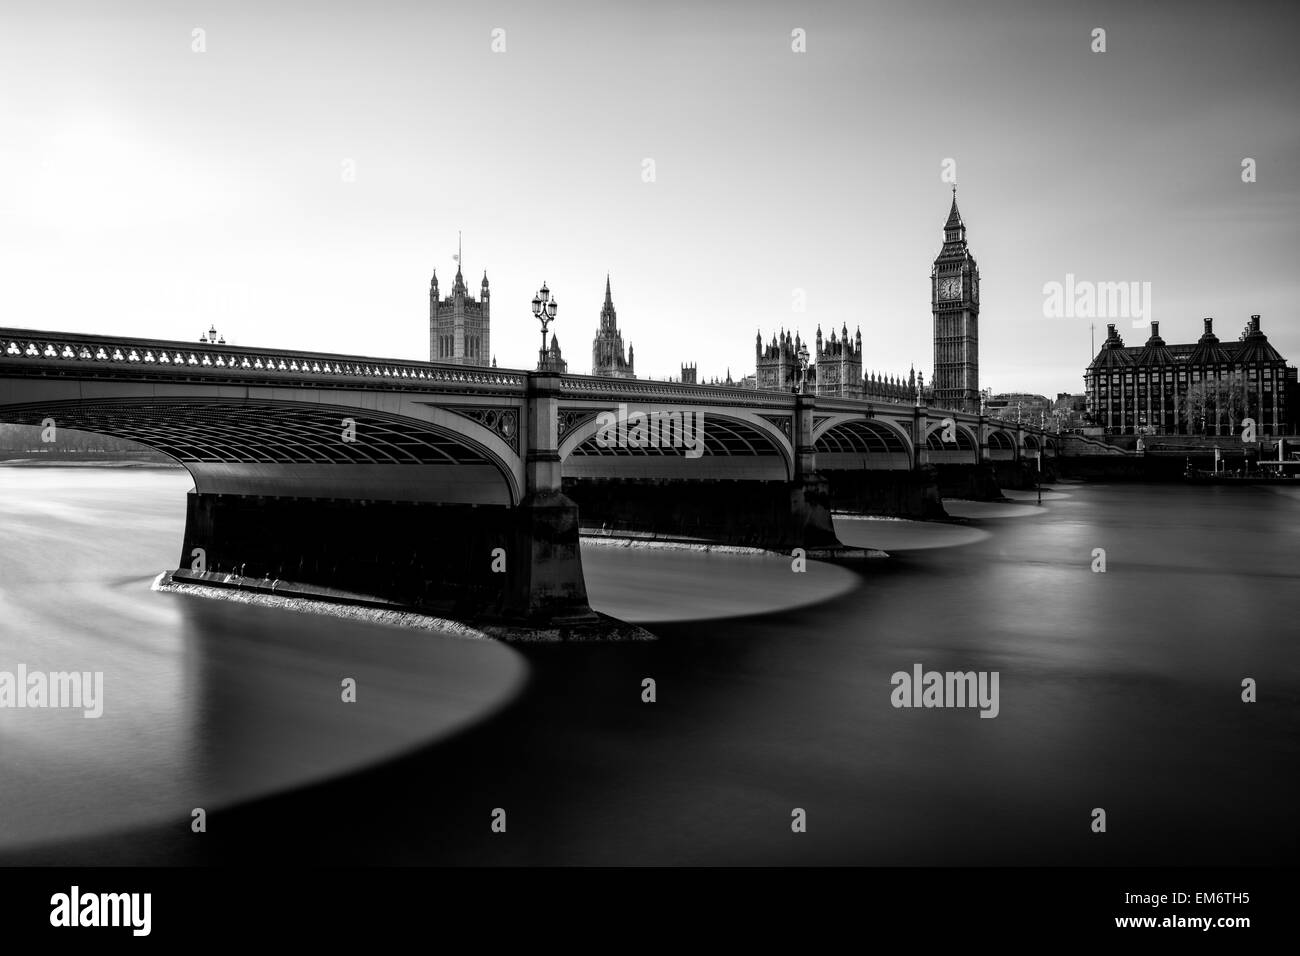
560;419;840;549
0;398;514;503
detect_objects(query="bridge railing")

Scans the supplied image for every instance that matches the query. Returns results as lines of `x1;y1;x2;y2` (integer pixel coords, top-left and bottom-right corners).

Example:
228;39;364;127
0;328;528;392
559;373;799;407
0;328;1063;439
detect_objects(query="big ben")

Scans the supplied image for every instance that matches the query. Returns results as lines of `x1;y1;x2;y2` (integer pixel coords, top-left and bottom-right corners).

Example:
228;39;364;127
931;187;980;413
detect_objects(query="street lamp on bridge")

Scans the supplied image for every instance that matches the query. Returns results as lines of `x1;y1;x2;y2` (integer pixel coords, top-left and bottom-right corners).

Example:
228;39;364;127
531;282;558;370
797;343;810;394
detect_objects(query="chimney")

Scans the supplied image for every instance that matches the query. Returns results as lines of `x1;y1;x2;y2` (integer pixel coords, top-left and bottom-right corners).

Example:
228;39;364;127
1106;323;1116;337
1251;314;1261;333
1150;320;1159;338
1203;317;1213;335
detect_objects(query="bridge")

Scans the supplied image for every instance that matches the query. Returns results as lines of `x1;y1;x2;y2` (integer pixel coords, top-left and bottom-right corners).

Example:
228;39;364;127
0;327;1055;627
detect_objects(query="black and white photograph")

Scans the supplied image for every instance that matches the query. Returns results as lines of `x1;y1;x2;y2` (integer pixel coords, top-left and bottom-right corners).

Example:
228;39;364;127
0;0;1294;939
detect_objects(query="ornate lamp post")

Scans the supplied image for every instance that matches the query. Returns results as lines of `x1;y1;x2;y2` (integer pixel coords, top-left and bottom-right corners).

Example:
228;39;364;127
797;344;810;394
531;282;558;370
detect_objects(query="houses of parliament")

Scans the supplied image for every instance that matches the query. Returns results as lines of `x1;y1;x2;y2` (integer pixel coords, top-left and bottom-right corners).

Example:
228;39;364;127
428;193;982;412
756;190;980;409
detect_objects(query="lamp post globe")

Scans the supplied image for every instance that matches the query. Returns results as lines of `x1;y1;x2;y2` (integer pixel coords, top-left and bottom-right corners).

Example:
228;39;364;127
533;282;558;369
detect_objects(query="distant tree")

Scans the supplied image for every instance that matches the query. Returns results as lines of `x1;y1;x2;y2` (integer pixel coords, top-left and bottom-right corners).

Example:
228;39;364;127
1180;381;1215;435
1180;373;1256;435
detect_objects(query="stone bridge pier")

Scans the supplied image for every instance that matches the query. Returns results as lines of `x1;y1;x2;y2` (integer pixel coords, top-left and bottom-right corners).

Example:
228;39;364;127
173;365;598;628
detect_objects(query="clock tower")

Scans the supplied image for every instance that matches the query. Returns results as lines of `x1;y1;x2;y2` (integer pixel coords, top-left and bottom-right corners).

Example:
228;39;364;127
931;187;980;413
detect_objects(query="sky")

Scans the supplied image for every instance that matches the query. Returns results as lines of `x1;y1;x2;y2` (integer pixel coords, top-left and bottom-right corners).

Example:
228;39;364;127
1;0;1297;397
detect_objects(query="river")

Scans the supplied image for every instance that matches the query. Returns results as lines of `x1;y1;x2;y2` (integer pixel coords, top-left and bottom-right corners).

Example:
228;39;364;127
0;466;1295;865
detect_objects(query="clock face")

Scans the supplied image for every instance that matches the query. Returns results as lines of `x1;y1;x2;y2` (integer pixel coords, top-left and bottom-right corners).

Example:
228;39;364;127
938;277;961;299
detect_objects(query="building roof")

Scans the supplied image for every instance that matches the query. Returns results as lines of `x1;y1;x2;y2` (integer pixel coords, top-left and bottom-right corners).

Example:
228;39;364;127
1088;317;1289;372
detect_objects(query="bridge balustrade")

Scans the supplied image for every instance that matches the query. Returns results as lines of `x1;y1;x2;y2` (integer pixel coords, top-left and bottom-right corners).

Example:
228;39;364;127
0;330;527;392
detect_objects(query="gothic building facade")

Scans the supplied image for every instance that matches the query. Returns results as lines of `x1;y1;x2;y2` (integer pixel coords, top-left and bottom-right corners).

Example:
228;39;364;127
545;334;567;373
429;257;490;367
864;368;924;404
591;276;635;378
754;326;923;403
755;329;806;391
1085;316;1294;435
932;188;980;413
815;324;863;399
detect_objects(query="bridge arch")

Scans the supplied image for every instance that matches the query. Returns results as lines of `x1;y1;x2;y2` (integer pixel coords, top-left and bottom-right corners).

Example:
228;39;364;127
0;396;521;504
988;429;1017;461
813;418;913;470
924;421;979;464
560;407;792;480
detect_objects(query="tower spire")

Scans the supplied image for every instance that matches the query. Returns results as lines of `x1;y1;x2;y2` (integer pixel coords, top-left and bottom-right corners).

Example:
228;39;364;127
945;186;963;230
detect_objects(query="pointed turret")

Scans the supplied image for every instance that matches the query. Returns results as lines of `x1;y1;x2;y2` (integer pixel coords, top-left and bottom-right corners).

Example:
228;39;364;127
599;275;618;331
945;185;964;230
